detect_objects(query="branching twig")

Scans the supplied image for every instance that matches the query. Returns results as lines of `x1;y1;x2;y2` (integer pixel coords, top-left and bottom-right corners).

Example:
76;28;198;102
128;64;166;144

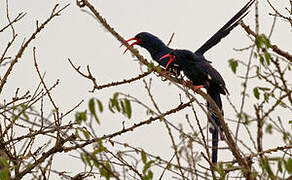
0;4;70;94
68;58;152;91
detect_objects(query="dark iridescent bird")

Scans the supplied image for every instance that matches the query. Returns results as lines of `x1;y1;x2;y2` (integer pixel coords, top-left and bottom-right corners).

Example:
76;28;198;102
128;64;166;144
159;0;255;163
160;50;228;163
120;0;255;73
120;0;255;163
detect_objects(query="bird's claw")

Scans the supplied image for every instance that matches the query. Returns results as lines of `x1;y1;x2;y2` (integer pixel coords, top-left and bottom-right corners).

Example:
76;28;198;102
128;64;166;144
192;85;204;92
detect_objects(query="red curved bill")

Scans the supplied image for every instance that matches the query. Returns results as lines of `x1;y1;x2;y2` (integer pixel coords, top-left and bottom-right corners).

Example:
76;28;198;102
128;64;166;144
120;37;140;54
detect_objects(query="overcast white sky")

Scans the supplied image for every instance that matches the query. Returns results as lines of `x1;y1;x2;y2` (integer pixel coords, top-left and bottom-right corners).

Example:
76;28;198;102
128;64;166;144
1;0;291;179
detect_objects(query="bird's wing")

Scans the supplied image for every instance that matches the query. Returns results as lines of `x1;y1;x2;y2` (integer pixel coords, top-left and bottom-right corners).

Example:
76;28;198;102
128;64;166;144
194;0;255;56
195;61;225;87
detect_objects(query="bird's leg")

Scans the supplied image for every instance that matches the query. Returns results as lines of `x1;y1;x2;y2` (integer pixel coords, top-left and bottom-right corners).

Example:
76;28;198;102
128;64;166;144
182;81;204;91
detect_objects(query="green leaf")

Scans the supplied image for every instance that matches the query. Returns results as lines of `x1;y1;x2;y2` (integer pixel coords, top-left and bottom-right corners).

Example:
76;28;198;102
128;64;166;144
157;66;162;73
253;52;258;58
85;154;93;168
99;161;112;180
141;150;147;164
0;169;10;180
265;52;271;66
284;158;292;174
143;160;154;174
262;34;271;48
243;113;250;125
146;109;154;115
265;124;273;134
124;98;132;119
263;93;269;102
108;103;115;113
110;99;121;112
75;129;80;139
253;88;260;99
166;163;172;170
228;59;238;74
255;35;263;49
147;63;155;72
80;128;90;139
256;34;271;50
283;132;289;143
259;55;264;65
96;99;103;112
215;162;226;179
113;92;119;100
278;159;283;173
120;100;125;114
147;170;153;179
89;98;100;124
80;153;86;164
261;158;275;178
256;66;261;79
93;140;107;154
0;158;9;168
75;111;87;124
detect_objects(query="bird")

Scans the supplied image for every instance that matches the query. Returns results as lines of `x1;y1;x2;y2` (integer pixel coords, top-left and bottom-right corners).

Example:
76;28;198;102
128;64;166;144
160;49;228;163
120;0;255;72
121;0;255;163
157;0;256;163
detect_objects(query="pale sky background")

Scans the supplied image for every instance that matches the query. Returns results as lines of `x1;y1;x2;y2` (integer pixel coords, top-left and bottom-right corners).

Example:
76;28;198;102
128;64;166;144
0;0;291;179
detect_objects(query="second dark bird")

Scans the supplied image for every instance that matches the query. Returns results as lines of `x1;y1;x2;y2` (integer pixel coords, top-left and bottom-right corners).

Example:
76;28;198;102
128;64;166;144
159;0;255;163
160;49;228;163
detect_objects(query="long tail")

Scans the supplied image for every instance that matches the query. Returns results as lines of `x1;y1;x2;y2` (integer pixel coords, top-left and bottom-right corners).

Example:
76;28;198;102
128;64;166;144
207;88;223;163
195;0;255;56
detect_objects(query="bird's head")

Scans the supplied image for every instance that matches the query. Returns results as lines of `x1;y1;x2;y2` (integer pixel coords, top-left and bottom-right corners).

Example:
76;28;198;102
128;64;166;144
120;32;165;54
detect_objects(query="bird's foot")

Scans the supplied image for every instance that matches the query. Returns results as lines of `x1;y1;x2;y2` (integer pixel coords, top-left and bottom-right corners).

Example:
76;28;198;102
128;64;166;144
163;69;176;76
183;80;192;86
192;85;204;92
160;70;176;81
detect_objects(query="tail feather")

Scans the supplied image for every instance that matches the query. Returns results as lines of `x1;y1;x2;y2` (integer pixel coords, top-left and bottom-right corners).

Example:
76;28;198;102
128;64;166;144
195;0;255;56
212;128;219;163
207;89;223;163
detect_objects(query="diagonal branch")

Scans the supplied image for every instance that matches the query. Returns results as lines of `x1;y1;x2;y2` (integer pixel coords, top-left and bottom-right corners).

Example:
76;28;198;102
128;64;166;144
0;13;26;33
